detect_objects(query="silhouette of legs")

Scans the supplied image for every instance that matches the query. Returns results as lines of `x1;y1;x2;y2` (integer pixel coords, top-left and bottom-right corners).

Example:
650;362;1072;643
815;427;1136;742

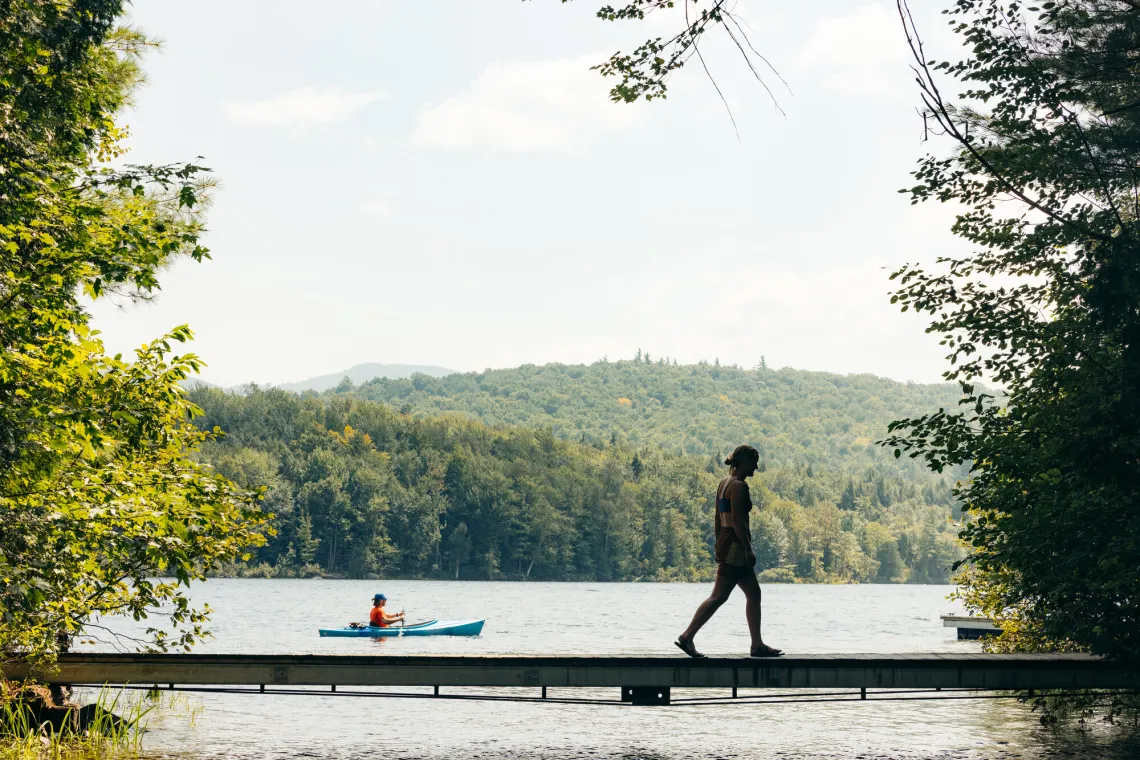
677;570;781;656
737;571;763;649
737;572;781;655
679;572;736;646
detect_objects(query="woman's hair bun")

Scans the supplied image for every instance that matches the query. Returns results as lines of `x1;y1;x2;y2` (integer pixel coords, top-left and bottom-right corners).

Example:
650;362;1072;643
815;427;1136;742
725;444;760;468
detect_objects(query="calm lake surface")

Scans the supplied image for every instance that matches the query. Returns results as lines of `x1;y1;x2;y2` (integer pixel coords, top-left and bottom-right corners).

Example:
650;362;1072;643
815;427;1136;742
78;580;1138;760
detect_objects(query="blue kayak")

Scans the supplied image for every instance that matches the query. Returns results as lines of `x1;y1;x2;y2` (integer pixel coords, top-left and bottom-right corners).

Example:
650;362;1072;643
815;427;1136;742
318;619;485;638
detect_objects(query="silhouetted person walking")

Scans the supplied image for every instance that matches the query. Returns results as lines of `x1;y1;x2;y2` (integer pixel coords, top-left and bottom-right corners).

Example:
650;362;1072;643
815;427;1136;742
675;444;782;658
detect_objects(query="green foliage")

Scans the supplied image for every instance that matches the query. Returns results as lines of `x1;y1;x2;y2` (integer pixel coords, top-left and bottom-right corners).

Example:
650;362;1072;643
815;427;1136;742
885;0;1140;661
756;567;796;584
190;386;961;583
751;511;789;571
540;1;783;106
333;358;964;477
0;0;265;663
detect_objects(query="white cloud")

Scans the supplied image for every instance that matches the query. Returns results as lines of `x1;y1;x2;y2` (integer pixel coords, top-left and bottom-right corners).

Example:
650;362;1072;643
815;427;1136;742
225;86;386;128
361;197;392;218
796;4;907;97
411;55;640;154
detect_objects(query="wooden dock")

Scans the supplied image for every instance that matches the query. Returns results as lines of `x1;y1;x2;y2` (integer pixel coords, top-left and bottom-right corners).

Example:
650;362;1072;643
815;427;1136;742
941;615;1002;640
6;652;1137;705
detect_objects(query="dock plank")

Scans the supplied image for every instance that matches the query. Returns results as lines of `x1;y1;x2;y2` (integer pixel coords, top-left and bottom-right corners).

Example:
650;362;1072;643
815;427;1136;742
4;653;1137;691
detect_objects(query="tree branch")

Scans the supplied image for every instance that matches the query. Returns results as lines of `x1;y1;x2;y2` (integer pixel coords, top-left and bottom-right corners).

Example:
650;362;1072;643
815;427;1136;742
897;0;1115;243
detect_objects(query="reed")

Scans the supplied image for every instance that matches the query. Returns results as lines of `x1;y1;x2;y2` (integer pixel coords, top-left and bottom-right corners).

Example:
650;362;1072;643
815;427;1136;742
0;686;153;760
141;690;202;730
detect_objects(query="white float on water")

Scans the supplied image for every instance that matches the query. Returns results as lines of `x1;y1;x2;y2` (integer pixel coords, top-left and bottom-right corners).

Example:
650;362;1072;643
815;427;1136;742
941;614;1001;639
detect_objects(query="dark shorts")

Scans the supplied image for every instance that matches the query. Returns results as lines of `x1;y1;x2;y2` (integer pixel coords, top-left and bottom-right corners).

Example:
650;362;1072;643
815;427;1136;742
716;562;756;582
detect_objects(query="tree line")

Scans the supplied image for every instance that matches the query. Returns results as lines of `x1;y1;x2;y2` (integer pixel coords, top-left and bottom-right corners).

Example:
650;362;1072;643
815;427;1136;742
191;386;961;583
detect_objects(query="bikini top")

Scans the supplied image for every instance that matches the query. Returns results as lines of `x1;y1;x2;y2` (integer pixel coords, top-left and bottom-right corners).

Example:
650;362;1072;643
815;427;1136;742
716;479;752;513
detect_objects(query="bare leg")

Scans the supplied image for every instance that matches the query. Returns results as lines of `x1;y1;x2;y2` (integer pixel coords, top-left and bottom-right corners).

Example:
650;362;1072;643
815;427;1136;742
680;573;735;644
738;572;780;654
738;572;763;649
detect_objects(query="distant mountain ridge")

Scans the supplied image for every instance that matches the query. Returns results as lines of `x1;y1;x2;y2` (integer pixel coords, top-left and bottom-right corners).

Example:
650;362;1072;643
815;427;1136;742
331;359;964;474
278;363;458;393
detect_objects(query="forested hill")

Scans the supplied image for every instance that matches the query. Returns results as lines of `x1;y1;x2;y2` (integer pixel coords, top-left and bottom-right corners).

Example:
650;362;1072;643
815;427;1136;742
190;387;961;584
279;363;458;393
329;358;963;473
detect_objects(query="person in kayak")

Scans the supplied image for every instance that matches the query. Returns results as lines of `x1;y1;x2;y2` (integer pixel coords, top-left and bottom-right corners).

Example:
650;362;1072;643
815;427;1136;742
675;444;783;658
369;593;405;628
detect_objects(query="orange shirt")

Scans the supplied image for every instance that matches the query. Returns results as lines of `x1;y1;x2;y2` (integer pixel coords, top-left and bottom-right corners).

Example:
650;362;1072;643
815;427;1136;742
369;606;388;627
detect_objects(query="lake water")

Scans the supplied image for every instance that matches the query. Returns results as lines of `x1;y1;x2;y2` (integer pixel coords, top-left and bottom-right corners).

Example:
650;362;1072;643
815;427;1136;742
77;580;1139;760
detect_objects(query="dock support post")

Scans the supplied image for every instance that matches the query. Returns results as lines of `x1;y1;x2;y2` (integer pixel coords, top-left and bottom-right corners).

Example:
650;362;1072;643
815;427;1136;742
331;685;336;693
259;684;265;693
433;685;439;697
732;686;738;699
860;687;866;700
541;687;547;699
622;687;670;706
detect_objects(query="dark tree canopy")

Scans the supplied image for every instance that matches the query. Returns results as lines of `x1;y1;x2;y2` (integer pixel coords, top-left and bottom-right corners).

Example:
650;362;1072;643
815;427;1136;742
884;0;1140;662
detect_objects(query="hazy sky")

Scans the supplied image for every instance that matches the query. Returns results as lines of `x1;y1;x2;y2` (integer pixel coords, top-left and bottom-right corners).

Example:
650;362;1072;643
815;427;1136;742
90;0;970;387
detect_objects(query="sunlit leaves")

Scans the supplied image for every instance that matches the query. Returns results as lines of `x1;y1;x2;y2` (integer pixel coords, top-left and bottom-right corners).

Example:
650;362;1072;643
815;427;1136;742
0;1;264;664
